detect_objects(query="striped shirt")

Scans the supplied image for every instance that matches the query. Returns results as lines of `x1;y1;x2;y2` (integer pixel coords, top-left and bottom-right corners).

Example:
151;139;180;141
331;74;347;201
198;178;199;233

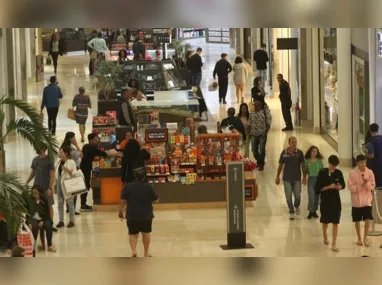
72;94;91;116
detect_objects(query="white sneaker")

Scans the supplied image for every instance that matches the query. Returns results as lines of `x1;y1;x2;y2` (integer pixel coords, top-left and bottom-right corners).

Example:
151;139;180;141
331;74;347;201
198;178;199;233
289;214;295;220
295;208;301;215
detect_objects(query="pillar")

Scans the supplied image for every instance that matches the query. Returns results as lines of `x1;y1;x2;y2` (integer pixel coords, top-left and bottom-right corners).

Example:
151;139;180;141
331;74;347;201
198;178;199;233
337;28;352;166
289;28;298;105
5;29;15;122
299;28;313;126
368;28;376;124
251;28;258;72
312;28;321;133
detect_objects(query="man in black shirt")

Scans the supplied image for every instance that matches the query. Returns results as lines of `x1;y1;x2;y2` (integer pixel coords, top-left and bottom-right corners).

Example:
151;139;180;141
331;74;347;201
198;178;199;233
80;133;117;211
253;43;269;88
213;53;232;104
219;107;246;142
188;47;203;87
119;167;159;257
277;74;293;131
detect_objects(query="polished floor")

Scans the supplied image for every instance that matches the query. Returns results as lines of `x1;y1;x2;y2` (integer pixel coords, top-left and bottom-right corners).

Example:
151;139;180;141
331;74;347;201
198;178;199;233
3;38;382;257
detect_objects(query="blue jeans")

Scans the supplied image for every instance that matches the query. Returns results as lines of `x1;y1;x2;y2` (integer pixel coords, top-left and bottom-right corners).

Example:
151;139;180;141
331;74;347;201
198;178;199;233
57;175;75;223
251;134;267;167
257;69;267;88
191;72;202;87
283;181;302;214
307;176;320;213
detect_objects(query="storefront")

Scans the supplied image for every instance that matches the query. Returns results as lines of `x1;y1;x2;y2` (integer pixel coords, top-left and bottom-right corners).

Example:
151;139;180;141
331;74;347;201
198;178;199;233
319;28;339;143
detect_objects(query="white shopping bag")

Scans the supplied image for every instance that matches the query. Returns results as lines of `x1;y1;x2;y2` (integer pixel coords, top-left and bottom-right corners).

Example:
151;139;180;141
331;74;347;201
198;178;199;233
62;170;87;199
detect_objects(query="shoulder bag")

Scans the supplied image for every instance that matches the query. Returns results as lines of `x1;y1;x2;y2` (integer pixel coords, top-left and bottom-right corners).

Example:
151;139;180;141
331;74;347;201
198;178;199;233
67;108;76;120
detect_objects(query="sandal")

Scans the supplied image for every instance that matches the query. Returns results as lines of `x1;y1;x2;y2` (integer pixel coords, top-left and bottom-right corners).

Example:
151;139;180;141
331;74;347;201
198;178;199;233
48;246;57;253
132;253;137;257
356;241;363;247
363;240;370;247
323;239;329;246
331;245;339;252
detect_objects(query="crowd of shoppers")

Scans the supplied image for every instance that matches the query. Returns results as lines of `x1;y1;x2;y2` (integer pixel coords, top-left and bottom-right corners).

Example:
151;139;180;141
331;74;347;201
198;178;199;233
5;38;382;258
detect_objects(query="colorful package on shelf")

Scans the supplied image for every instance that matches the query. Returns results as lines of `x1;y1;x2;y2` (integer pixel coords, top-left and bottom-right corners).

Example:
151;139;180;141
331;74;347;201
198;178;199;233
106;111;117;121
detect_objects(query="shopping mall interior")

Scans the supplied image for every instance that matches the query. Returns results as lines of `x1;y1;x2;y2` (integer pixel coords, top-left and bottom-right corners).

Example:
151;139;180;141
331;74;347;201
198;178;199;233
0;28;382;257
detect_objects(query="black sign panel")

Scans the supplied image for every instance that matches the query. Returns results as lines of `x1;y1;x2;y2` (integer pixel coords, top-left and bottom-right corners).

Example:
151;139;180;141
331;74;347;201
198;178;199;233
226;161;245;234
145;128;168;143
245;185;255;200
153;28;171;43
277;38;298;50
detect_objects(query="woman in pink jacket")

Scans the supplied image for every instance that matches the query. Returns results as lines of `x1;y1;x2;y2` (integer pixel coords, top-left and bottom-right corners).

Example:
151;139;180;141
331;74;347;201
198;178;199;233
348;154;376;247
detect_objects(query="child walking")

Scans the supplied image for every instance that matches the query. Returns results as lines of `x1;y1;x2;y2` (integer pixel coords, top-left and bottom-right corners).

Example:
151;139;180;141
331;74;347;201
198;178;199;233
305;146;324;219
348;154;376;247
315;155;345;252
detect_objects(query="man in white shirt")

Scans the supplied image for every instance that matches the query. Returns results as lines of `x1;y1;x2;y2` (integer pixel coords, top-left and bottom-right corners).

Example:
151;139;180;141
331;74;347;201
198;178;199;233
87;32;109;59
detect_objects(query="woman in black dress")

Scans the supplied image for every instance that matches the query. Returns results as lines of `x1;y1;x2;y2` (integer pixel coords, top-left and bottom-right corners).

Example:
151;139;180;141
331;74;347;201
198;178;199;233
315;155;345;252
192;86;208;121
251;76;266;103
121;139;150;184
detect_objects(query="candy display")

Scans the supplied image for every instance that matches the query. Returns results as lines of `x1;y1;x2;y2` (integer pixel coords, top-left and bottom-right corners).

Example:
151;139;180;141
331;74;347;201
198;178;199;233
196;133;241;180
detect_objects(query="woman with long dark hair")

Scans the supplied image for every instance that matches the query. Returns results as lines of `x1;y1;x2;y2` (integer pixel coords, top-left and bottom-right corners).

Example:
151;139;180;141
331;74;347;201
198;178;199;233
121;139;142;184
233;57;248;103
27;186;56;252
237;103;250;157
49;33;65;74
55;147;77;228
192;86;208;121
304;146;324;219
251;76;266;103
61;132;81;215
117;49;128;65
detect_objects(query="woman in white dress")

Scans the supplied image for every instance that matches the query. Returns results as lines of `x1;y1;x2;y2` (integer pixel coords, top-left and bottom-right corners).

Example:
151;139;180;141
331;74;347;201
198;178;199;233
233;56;248;103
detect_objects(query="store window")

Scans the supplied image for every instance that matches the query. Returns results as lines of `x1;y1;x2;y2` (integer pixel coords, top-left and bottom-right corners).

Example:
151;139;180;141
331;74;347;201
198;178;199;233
320;28;338;142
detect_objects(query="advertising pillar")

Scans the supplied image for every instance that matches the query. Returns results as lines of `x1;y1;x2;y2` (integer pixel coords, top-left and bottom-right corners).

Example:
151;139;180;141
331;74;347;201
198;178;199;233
220;161;253;250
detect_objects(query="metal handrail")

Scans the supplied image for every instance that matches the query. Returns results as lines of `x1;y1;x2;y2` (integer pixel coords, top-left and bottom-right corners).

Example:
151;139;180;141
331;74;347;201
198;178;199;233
373;188;382;220
368;188;382;236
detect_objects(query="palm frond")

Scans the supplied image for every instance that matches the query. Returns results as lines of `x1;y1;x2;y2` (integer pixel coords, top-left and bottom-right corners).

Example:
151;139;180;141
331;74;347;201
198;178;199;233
0;173;30;237
0;96;59;161
0;96;43;126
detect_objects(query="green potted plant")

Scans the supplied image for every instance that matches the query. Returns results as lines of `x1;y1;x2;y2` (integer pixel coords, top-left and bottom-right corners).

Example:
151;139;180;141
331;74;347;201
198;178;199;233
0;96;58;237
95;60;124;100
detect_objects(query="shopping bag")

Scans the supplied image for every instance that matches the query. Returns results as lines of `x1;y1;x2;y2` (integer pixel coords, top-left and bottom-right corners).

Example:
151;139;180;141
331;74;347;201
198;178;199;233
67;108;76;120
208;80;218;91
46;56;52;66
63;170;87;198
17;224;34;257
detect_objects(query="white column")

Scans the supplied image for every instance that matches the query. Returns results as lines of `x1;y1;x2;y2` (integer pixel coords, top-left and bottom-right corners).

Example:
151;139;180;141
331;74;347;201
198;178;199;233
311;28;321;132
0;29;7;97
25;28;32;80
337;28;352;166
369;28;376;123
251;28;257;72
289;28;298;105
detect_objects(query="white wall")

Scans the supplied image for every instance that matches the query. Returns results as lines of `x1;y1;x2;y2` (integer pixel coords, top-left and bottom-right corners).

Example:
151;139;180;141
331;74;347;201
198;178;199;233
351;28;369;53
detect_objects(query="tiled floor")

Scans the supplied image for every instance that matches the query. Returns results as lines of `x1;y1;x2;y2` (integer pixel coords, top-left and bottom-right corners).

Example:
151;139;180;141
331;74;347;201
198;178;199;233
2;38;382;257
